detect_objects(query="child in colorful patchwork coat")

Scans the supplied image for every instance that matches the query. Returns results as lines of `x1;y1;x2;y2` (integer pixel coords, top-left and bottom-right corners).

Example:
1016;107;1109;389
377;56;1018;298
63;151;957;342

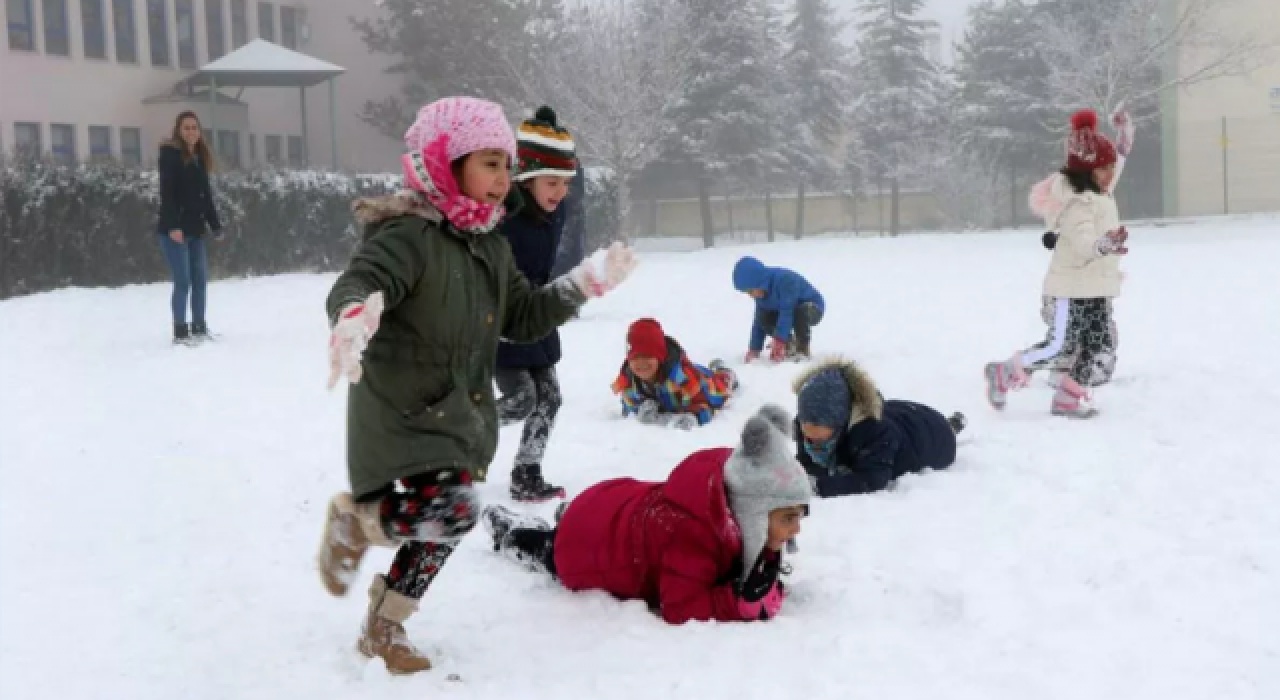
793;359;965;497
611;318;739;430
481;405;812;624
732;256;825;362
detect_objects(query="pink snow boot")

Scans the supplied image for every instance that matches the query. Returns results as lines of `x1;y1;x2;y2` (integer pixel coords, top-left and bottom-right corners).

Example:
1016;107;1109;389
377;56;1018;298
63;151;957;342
983;357;1028;410
1051;376;1097;419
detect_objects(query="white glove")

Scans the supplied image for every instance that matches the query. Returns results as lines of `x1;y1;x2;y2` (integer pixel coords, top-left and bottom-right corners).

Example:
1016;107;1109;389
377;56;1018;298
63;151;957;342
636;399;666;425
670;413;698;431
569;242;637;298
327;291;385;389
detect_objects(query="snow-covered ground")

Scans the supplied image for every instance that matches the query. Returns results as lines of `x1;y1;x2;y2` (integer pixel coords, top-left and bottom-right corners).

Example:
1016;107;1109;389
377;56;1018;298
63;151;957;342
3;219;1278;699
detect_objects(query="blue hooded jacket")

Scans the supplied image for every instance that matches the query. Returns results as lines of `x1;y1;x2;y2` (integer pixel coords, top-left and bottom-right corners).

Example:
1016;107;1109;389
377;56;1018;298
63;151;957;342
732;256;825;352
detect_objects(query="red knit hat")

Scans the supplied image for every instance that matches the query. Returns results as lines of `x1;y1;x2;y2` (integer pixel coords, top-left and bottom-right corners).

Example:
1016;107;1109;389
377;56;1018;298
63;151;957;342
1065;109;1117;172
626;318;667;361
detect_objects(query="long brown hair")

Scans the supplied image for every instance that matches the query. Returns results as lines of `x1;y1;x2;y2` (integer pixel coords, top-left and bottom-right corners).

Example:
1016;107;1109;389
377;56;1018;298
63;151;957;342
168;111;215;173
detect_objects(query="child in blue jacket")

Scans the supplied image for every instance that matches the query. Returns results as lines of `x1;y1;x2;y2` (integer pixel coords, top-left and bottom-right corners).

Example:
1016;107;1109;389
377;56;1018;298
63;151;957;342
792;358;965;497
732;256;825;363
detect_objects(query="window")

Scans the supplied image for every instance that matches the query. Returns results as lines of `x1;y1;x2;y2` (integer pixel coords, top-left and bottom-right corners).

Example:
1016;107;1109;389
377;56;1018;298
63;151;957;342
88;125;111;160
286;134;303;166
175;0;195;68
42;0;69;55
120;127;141;165
111;0;136;62
80;0;106;58
204;0;222;59
229;0;244;46
255;0;271;41
50;123;75;163
216;130;239;168
278;4;294;48
14;122;41;158
146;0;168;66
7;0;36;51
248;132;256;164
264;133;280;164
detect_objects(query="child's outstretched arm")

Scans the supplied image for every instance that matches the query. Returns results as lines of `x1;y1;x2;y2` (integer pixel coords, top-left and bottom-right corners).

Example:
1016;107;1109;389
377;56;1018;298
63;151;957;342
325;220;427;323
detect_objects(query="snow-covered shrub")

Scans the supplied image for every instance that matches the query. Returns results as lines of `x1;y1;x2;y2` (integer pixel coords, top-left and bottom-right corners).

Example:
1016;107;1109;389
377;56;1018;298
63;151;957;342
0;158;395;299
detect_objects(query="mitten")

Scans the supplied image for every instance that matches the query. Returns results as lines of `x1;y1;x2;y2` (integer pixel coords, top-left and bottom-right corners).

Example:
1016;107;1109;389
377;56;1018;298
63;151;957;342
670;413;698;431
568;242;638;298
1042;231;1058;250
636;399;665;425
736;550;785;621
327;291;385;389
1096;226;1130;256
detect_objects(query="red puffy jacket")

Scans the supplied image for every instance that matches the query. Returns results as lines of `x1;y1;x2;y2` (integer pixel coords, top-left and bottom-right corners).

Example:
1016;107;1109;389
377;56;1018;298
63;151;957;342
553;447;749;624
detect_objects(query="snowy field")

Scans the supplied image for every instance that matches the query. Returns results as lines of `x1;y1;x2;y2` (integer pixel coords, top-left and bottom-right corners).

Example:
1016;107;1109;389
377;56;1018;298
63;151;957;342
3;219;1279;699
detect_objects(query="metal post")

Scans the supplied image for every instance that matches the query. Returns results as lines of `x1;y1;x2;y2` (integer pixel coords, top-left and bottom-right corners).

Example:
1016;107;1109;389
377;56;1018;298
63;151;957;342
1221;116;1229;215
208;76;217;157
328;78;339;169
299;86;309;167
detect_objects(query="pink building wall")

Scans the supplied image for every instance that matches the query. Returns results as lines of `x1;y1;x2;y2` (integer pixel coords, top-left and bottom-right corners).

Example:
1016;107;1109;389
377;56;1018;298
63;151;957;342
1;0;402;172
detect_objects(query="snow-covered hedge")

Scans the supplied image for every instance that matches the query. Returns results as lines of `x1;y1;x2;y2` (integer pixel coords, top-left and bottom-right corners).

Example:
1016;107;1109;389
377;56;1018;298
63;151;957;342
0;159;395;299
1;159;619;300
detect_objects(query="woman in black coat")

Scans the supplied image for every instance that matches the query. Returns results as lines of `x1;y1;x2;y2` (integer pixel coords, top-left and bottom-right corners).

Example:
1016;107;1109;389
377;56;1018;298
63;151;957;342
495;106;581;503
792;359;966;497
157;110;222;345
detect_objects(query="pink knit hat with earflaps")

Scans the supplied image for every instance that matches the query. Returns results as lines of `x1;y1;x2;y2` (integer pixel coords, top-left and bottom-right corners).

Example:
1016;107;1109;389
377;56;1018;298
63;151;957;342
399;97;518;233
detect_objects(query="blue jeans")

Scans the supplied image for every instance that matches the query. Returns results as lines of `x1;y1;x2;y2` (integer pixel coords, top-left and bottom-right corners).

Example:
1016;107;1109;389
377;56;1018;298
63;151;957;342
157;233;208;325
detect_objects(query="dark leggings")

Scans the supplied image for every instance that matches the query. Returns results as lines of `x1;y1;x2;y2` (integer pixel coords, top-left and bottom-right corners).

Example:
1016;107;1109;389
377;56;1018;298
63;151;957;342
756;302;824;348
494;366;561;469
362;470;480;600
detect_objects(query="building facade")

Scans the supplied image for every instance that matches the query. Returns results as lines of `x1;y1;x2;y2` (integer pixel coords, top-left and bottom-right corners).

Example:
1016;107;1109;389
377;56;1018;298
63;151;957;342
1163;0;1280;217
1;0;402;171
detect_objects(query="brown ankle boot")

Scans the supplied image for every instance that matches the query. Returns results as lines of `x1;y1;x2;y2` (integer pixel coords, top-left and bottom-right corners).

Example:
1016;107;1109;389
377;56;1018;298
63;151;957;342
357;575;433;675
318;492;392;596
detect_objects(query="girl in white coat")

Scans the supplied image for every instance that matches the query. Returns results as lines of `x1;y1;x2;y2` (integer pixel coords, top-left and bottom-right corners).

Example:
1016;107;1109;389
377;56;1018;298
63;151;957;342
984;109;1130;418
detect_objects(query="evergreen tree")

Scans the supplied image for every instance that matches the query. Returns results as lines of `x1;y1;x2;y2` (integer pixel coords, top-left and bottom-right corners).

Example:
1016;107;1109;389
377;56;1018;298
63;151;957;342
661;0;791;245
848;0;945;235
353;0;563;140
782;0;853;236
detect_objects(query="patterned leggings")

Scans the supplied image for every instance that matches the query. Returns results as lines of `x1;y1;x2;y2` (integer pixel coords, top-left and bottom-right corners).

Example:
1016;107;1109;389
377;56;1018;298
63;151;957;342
1022;297;1115;386
366;469;480;600
494;366;561;469
1041;296;1118;386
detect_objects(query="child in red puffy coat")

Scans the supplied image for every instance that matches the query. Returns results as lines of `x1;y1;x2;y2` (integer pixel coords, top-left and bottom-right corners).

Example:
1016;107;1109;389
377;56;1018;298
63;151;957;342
481;405;812;624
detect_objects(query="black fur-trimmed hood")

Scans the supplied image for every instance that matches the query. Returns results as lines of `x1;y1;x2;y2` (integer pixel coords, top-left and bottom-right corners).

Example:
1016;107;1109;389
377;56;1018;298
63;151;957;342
792;357;883;426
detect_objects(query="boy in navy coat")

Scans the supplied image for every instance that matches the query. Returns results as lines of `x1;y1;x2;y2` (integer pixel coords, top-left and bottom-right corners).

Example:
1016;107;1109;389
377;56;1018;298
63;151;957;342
732;256;825;362
792;359;965;497
495;106;582;503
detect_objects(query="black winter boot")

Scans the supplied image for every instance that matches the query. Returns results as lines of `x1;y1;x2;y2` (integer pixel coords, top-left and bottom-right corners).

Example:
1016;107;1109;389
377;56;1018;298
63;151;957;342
190;320;213;342
948;412;967;434
173;322;195;346
510;464;566;503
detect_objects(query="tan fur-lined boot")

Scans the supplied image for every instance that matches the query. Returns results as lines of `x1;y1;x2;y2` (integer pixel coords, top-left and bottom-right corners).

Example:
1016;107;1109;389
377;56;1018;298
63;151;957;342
357;575;433;675
318;492;393;597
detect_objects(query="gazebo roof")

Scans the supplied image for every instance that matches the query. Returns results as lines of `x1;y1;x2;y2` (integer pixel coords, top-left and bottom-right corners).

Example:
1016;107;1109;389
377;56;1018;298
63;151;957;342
182;39;345;88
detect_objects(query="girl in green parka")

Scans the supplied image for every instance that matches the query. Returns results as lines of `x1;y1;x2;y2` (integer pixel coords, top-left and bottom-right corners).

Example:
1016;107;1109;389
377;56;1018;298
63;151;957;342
316;97;636;675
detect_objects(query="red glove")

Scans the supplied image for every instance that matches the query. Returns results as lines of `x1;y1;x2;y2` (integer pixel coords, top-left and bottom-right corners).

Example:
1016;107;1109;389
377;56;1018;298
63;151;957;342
768;338;788;362
1097;226;1129;256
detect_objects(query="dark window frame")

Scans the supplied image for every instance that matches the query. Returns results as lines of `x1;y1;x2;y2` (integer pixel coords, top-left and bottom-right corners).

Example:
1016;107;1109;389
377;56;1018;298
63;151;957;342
88;125;112;160
255;0;271;42
80;0;107;59
50;123;76;164
6;0;37;51
42;0;70;55
111;0;137;63
204;0;223;59
145;0;169;67
120;126;142;165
